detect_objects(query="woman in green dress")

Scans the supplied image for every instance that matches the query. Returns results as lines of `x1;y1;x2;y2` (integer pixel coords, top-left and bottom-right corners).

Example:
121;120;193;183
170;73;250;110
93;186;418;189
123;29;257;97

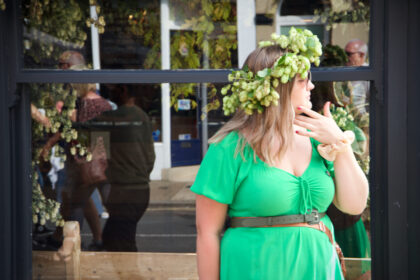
191;38;369;279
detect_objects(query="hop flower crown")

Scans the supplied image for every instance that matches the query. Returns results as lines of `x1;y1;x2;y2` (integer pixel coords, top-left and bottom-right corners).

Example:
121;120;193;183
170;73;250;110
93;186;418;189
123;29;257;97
221;27;323;115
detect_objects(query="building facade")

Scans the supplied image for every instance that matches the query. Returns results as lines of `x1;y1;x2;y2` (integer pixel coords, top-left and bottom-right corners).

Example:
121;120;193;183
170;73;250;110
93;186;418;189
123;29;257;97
1;0;420;279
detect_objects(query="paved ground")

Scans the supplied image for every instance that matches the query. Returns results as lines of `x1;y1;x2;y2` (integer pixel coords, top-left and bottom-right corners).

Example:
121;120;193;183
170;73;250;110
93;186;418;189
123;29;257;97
149;180;196;207
33;180;199;252
79;180;198;252
80;208;197;252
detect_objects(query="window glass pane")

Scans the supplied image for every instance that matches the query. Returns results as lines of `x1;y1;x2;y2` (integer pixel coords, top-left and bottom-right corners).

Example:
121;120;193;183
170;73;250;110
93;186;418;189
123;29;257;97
30;80;231;278
312;80;371;279
22;0;238;69
21;0;370;70
30;78;371;278
280;0;326;16
256;0;370;67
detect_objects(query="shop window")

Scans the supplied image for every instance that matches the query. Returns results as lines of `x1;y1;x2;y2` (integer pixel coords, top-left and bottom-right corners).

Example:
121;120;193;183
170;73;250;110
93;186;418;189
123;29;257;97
255;0;370;67
30;78;372;278
22;0;238;70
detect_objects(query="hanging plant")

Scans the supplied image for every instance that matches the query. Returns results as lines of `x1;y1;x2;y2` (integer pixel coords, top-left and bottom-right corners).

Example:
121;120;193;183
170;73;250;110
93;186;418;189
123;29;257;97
125;0;237;113
23;0;106;226
314;0;370;31
321;44;348;67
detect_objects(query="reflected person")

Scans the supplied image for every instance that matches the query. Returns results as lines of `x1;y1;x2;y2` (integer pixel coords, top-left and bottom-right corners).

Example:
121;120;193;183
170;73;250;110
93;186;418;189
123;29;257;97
344;39;370;116
97;84;156;252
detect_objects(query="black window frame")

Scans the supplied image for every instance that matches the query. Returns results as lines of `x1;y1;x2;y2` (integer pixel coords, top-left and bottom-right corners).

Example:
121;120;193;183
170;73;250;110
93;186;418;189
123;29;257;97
2;0;418;279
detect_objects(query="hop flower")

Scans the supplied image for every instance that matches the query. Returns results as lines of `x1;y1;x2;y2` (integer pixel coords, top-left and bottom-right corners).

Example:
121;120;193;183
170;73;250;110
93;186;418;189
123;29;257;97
221;27;322;116
86;152;93;162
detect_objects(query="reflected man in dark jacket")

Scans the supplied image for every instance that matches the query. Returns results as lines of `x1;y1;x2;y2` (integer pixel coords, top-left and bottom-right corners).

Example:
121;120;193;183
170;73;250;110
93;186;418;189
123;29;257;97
95;84;155;252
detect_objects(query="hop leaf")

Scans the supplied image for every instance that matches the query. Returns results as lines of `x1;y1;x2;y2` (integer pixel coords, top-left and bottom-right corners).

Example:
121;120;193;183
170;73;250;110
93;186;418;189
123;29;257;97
221;27;322;115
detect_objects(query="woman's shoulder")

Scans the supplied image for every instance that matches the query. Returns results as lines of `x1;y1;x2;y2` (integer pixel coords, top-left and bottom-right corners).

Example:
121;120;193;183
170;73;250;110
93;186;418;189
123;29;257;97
209;130;253;161
211;131;241;150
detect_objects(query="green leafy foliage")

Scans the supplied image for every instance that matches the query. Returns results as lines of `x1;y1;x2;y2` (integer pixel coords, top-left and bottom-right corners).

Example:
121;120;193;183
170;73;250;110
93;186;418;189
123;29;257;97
314;0;370;31
125;0;237;112
222;27;322;116
23;0;106;226
321;44;348;67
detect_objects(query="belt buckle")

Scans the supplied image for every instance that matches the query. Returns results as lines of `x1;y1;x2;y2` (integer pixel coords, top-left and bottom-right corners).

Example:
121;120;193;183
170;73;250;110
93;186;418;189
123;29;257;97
267;216;273;226
306;209;320;225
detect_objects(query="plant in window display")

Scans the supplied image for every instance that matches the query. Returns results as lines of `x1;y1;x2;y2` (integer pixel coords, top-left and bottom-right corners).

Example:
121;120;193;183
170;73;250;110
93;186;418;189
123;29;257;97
122;0;237;112
313;0;370;31
317;43;370;175
31;83;78;227
23;0;107;226
168;0;237;112
320;44;348;67
22;0;105;67
85;0;106;34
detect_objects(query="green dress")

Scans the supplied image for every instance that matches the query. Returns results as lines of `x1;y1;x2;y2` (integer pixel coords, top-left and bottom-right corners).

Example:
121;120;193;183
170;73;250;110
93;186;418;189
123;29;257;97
191;131;344;280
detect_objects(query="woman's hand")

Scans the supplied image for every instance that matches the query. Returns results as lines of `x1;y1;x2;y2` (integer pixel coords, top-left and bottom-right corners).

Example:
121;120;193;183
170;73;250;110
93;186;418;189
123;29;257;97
293;102;345;145
294;102;369;214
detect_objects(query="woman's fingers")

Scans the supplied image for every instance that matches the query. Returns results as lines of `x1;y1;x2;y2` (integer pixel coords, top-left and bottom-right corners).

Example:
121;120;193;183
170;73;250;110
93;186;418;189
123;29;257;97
297;106;321;119
295;115;317;124
293;119;315;130
295;129;316;138
323;102;333;118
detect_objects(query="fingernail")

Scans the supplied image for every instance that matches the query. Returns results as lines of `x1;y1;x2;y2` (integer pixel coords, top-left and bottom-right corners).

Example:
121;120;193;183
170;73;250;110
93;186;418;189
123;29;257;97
295;130;299;134
297;106;301;110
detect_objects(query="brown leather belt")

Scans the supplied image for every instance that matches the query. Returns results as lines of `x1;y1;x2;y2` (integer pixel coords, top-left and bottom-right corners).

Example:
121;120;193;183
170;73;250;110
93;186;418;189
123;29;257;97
229;211;346;276
230;210;325;227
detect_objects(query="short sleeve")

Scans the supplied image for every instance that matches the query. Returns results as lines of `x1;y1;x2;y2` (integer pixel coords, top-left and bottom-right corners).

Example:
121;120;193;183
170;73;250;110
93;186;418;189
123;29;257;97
190;134;242;204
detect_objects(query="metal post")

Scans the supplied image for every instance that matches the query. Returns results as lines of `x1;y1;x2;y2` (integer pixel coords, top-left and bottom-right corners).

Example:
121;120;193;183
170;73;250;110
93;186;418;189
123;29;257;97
89;5;101;91
237;0;256;67
160;0;171;169
201;38;209;155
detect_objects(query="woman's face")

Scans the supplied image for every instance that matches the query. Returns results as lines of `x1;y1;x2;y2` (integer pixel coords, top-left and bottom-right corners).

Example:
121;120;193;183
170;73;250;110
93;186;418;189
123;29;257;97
290;72;314;114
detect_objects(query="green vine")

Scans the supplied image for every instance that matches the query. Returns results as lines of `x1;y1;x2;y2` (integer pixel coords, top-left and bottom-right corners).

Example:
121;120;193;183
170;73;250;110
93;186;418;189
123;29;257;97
321;44;348;67
23;0;106;226
330;95;370;175
125;0;237;112
314;0;370;31
26;0;236;225
85;0;106;34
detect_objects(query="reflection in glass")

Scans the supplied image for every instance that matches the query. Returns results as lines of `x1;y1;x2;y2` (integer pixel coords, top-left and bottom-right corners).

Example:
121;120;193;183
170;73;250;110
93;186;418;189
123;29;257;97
255;0;370;67
30;79;371;277
22;0;238;70
22;0;92;68
312;80;371;279
30;81;226;255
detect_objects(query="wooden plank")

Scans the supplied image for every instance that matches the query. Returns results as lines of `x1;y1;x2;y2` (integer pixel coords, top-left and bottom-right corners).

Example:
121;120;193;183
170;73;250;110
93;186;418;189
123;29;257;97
80;252;198;280
344;258;371;280
33;251;66;280
63;222;81;280
33;251;370;279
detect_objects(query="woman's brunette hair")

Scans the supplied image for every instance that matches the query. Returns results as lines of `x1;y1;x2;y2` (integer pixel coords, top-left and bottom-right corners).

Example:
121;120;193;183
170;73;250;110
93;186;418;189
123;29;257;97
210;45;296;165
